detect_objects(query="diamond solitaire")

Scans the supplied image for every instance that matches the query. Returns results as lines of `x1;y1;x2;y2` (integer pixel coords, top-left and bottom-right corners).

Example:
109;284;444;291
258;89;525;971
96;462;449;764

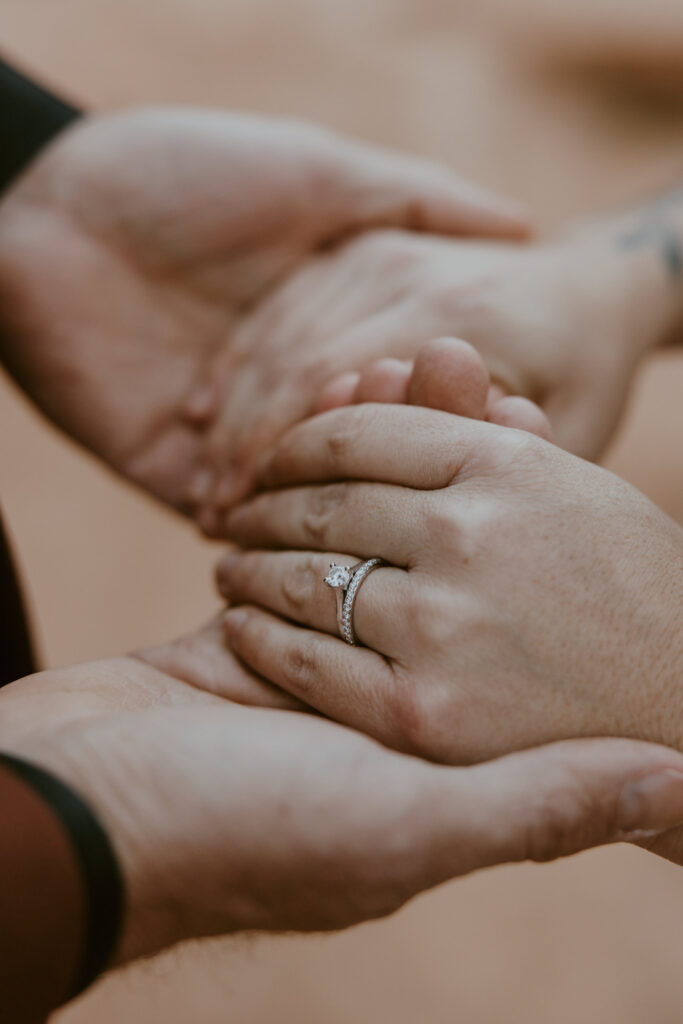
324;564;353;589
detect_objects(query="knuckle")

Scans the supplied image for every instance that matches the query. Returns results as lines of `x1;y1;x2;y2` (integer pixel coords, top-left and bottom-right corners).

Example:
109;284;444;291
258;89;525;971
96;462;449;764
522;774;608;863
281;637;320;698
324;403;381;472
302;483;347;545
410;585;458;649
427;492;507;565
492;427;553;480
384;671;434;759
423;498;463;555
325;426;356;472
511;428;548;464
280;559;318;613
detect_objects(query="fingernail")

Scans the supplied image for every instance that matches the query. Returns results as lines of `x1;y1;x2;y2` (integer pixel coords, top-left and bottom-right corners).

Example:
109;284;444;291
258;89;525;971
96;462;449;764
223;608;248;636
617;770;683;834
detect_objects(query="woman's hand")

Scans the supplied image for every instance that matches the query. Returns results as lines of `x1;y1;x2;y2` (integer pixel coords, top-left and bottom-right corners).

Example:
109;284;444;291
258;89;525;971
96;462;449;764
0;107;524;514
198;196;683;524
217;402;683;767
6;649;683;969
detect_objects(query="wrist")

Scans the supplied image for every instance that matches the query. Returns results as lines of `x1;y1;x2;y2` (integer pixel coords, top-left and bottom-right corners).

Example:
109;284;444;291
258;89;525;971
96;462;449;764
563;199;683;359
7;714;250;968
0;57;82;197
560;228;676;365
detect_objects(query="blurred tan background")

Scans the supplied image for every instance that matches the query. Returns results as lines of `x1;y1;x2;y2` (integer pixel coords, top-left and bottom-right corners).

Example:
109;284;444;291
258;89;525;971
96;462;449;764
1;0;683;1021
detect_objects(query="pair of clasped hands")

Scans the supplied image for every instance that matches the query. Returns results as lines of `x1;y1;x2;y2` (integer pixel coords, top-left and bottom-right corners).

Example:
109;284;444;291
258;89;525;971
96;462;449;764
1;108;681;967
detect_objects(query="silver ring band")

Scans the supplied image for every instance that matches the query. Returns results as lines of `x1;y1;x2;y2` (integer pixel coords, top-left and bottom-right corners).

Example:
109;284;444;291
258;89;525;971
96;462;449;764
340;559;384;645
324;559;385;645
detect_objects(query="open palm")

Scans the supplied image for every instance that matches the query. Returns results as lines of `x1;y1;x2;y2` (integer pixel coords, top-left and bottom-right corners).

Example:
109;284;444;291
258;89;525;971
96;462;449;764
0;107;525;511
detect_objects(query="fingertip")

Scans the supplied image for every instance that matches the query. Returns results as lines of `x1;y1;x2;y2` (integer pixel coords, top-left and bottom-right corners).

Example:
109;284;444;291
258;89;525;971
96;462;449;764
197;504;224;540
428;178;533;240
186;466;214;507
215;550;240;597
315;372;361;413
409;337;489;419
487;395;553;441
353;358;411;405
223;606;249;638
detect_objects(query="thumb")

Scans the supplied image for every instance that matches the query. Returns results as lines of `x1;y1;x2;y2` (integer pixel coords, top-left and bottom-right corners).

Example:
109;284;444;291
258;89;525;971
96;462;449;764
326;136;531;241
414;738;683;886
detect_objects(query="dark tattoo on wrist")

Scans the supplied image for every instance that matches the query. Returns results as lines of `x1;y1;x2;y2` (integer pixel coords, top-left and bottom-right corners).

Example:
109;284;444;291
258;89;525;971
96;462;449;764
617;184;683;280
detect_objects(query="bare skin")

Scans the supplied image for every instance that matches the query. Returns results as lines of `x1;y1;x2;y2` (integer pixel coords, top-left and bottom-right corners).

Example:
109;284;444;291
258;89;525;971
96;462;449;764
4;640;683;973
143;338;549;709
215;357;683;834
195;185;683;532
0;106;526;515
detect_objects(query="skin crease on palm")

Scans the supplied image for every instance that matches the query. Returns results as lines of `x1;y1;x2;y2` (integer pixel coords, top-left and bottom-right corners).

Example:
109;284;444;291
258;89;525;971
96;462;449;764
0;106;530;519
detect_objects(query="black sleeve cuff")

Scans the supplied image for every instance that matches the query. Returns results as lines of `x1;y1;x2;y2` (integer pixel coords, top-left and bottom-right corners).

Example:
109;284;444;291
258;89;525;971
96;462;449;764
0;752;124;999
0;57;82;194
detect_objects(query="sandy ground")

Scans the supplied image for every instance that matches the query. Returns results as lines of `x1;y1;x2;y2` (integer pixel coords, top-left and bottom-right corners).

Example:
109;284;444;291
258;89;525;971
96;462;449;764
1;1;683;1021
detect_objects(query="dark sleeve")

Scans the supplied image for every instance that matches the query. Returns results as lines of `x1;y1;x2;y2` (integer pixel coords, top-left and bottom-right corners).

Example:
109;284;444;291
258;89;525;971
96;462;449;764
0;513;36;687
0;56;82;193
0;754;124;1024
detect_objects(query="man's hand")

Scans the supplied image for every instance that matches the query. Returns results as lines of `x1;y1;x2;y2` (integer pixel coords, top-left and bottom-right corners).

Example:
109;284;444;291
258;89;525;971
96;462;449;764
4;647;683;970
0;107;526;511
218;400;683;768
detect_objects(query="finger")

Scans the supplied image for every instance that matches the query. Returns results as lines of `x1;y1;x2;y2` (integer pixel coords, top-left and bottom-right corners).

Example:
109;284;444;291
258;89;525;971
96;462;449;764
136;615;305;711
352;359;411;405
223;606;405;747
487;394;553;441
408;337;489;420
187;465;215;507
224;481;430;564
416;740;683;885
334;138;531;240
637;822;683;866
195;503;227;540
217;550;410;656
181;380;219;427
260;403;498;491
314;372;361;414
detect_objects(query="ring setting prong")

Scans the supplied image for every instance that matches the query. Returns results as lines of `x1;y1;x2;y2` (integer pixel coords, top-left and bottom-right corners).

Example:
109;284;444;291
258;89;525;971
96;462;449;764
324;563;352;589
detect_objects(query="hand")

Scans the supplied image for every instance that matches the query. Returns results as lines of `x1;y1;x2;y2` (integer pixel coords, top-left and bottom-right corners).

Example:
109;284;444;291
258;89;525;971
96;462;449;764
217;402;683;769
5;651;683;968
0;107;526;511
198;212;682;524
